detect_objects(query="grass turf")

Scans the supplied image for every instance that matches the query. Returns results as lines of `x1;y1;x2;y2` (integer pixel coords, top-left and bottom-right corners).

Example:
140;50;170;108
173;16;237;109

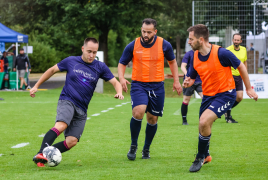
0;81;267;179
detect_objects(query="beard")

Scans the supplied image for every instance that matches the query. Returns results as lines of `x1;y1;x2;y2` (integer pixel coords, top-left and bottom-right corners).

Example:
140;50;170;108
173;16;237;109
191;41;201;51
141;35;154;44
233;43;240;48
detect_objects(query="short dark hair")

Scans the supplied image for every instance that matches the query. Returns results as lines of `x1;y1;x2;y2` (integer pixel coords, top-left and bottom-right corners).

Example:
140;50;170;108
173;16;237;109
251;42;253;45
187;24;209;41
84;37;99;45
142;18;157;29
233;33;242;40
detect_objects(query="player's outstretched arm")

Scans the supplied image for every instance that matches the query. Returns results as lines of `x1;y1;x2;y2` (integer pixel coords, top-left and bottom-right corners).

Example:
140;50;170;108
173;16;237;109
109;77;124;100
30;64;60;98
237;62;258;101
118;63;130;93
182;76;195;88
168;59;182;95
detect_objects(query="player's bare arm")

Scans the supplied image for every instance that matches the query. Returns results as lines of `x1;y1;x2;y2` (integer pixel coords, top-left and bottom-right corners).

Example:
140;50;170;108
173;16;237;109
237;62;258;101
118;63;131;93
30;64;60;98
168;59;182;95
181;62;188;76
109;77;124;100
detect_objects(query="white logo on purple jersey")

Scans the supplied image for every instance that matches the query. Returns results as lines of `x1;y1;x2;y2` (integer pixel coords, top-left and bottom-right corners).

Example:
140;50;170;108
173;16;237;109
73;64;96;83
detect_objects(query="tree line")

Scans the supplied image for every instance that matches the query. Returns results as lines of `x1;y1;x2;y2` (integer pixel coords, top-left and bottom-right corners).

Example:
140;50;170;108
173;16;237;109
0;0;193;71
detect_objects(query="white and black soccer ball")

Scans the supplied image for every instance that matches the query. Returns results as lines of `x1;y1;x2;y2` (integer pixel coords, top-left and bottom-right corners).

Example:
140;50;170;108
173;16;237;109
42;146;62;167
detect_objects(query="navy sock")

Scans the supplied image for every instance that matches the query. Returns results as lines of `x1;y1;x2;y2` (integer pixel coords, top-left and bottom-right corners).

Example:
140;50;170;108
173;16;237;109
226;109;231;118
181;102;188;122
130;117;142;146
197;133;211;159
232;101;239;109
205;141;210;157
143;122;158;150
53;140;70;153
38;127;61;153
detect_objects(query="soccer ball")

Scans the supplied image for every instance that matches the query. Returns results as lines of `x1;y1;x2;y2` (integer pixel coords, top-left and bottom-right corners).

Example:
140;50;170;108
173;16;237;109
42;146;62;167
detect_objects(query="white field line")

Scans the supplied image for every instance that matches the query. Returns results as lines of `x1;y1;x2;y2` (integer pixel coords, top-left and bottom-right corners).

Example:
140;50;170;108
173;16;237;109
11;143;30;148
173;99;198;115
0;154;3;157
38;134;45;137
91;113;100;116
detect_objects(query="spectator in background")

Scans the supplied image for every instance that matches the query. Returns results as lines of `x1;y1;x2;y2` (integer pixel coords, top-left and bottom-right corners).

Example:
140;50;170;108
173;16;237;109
1;51;9;89
13;48;31;90
250;43;254;51
1;51;9;73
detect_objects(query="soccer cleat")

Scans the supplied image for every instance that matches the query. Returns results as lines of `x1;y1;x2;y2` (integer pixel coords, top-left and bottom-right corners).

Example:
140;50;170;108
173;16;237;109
33;153;48;165
204;155;212;164
36;162;45;167
142;149;150;159
226;116;238;123
189;157;205;172
26;85;31;90
127;145;137;160
182;121;189;125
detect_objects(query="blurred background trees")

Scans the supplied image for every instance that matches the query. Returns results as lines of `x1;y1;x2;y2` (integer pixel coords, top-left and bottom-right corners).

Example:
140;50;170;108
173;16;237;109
0;0;193;71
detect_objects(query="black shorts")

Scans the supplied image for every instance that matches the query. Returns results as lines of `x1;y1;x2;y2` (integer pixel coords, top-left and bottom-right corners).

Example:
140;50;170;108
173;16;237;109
183;82;202;96
56;100;87;141
233;75;243;91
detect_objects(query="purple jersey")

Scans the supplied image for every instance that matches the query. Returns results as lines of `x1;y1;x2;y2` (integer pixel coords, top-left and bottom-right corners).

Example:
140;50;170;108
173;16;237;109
187;47;241;80
182;50;201;83
119;36;175;65
57;56;114;112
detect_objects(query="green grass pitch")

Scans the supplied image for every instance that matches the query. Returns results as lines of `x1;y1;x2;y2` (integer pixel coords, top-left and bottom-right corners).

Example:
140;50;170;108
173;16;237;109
0;79;267;179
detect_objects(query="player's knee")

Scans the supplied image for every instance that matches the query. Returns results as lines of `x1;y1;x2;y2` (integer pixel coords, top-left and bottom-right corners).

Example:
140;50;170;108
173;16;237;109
132;111;144;119
199;117;208;129
66;137;78;149
236;96;243;102
147;117;157;125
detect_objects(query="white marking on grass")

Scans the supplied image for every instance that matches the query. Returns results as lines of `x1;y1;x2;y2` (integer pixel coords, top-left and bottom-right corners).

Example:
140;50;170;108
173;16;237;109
173;99;198;115
121;102;128;105
108;108;114;110
87;117;91;120
115;105;122;107
0;154;3;157
11;143;30;148
91;113;100;116
101;110;109;112
38;134;45;137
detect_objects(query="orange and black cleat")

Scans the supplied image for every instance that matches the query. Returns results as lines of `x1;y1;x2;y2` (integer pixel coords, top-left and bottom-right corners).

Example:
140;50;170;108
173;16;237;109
204;155;212;164
33;153;48;167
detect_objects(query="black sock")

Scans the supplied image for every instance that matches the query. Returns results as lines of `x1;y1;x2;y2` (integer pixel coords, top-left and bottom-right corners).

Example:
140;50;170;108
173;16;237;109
130;117;142;146
205;141;210;157
197;133;211;159
232;101;239;108
53;140;70;153
143;123;158;150
226;109;231;118
38;127;61;153
181;102;188;122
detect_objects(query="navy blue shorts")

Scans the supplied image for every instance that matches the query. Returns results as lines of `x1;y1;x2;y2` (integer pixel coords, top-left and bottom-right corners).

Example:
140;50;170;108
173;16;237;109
233;75;243;91
199;89;237;118
130;81;165;117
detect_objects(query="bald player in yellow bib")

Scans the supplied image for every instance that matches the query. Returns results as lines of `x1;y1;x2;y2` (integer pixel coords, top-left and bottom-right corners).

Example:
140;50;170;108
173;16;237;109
225;33;247;123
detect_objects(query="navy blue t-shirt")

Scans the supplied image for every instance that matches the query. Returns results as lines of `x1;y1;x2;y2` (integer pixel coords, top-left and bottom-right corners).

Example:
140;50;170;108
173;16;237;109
186;47;241;79
119;36;175;65
57;56;114;113
182;50;201;83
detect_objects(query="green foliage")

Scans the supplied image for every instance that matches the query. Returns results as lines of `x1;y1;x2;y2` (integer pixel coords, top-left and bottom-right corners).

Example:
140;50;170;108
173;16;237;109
28;34;63;73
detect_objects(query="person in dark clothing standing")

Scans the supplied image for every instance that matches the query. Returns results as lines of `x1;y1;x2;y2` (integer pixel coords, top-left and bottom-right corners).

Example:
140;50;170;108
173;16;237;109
13;48;31;90
1;51;10;89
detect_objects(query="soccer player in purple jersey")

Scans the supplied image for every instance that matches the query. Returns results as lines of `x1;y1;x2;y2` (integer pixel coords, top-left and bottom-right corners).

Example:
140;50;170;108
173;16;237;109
30;37;124;167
